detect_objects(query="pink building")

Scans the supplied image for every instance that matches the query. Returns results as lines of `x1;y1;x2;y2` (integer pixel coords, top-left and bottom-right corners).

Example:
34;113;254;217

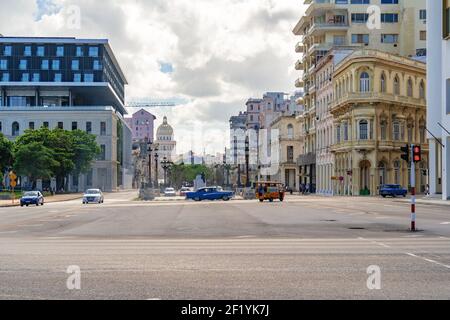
125;109;156;142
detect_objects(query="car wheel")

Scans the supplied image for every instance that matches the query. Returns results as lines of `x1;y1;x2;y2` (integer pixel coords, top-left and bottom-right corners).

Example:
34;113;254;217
259;199;264;203
194;197;201;202
269;198;274;202
382;195;386;198
41;201;44;206
26;204;29;207
20;204;24;207
36;202;39;206
223;196;230;201
403;194;406;198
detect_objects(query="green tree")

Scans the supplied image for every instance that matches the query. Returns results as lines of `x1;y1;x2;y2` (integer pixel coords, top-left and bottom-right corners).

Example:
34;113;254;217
13;142;59;188
68;130;101;175
13;128;100;191
0;133;13;172
168;164;214;189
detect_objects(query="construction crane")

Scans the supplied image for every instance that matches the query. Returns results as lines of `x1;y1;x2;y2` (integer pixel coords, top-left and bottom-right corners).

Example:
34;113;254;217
126;98;178;108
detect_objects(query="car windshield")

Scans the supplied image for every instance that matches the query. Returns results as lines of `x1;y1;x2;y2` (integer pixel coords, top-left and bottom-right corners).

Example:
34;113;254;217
23;192;38;197
85;189;101;195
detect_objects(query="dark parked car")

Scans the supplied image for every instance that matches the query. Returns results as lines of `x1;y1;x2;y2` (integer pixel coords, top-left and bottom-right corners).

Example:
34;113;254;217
186;187;233;201
380;184;408;198
20;191;44;207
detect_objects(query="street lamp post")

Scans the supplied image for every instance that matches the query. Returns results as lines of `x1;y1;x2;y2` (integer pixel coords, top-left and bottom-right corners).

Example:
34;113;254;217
154;145;159;189
161;156;173;188
147;141;153;188
245;136;250;188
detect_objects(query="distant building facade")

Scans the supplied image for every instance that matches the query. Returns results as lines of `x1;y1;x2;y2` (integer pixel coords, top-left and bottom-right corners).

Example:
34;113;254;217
125;109;156;142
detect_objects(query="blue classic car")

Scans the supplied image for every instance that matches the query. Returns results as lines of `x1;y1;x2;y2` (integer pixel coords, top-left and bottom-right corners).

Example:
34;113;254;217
380;184;408;198
186;187;233;201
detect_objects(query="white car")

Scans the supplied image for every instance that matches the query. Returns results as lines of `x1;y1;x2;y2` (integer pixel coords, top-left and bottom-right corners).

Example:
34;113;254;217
164;187;177;197
82;189;104;204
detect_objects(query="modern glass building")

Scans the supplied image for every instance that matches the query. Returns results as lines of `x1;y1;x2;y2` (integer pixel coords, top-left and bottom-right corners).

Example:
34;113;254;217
0;36;132;192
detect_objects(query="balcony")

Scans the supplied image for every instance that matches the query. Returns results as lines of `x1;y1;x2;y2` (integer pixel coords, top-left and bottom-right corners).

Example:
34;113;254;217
308;42;333;55
295;42;304;53
295;60;304;70
297;152;316;166
308;22;349;37
295;78;304;88
331;140;376;153
332;92;427;112
305;1;334;17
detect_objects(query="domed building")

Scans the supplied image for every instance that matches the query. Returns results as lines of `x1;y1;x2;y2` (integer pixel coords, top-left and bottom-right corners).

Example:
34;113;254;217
155;116;177;182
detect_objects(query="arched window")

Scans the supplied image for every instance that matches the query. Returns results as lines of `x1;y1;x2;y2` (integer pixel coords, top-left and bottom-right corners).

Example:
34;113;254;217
287;124;294;138
336;125;341;143
12;122;20;136
407;123;414;142
343;122;349;141
419;124;426;143
394;160;401;185
393;121;401;141
379;162;387;186
360;72;370;92
380;73;386;93
407;78;413;97
380;119;387;140
394;75;400;95
419;80;425;99
359;120;368;140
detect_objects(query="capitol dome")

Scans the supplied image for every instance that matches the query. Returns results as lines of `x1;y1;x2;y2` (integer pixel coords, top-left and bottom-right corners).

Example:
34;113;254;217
156;116;174;138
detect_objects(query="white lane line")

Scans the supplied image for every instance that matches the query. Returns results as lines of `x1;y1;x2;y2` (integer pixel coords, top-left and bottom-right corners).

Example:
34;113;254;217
0;231;17;234
440;222;450;225
405;252;417;257
360;238;450;269
146;298;161;300
19;224;43;227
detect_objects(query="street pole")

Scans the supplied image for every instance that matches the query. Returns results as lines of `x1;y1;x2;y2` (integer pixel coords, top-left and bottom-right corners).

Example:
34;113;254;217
148;146;152;188
410;144;416;232
245;136;250;188
154;148;159;189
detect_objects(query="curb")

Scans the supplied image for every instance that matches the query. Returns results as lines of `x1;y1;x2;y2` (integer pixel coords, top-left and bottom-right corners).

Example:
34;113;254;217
0;195;83;208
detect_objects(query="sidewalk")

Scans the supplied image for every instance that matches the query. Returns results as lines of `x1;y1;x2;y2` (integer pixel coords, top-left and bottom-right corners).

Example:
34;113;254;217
0;193;83;208
395;196;450;207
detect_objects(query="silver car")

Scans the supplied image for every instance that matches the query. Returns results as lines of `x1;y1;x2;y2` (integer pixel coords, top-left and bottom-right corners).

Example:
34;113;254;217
82;189;104;204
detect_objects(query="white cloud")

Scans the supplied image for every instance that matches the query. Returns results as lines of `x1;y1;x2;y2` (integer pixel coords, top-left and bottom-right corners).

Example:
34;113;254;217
1;0;306;154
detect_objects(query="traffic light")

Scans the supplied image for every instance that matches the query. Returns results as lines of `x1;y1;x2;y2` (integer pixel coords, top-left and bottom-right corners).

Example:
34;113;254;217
400;144;410;163
413;145;422;163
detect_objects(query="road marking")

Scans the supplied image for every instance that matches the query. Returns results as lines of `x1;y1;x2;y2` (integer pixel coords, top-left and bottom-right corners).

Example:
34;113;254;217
146;298;161;300
19;224;43;227
440;222;450;225
0;231;17;234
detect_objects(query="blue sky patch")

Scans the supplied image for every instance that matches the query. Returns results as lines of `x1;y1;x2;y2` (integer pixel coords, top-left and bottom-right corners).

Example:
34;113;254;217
35;0;62;21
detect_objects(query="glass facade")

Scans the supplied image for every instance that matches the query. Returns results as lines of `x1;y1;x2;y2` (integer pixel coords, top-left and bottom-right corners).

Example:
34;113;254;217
0;41;125;102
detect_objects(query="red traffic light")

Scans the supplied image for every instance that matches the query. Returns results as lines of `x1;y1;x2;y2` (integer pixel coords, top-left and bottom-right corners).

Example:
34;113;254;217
413;145;421;162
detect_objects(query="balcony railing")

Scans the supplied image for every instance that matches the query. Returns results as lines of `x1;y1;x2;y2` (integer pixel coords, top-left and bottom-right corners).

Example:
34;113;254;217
332;92;426;111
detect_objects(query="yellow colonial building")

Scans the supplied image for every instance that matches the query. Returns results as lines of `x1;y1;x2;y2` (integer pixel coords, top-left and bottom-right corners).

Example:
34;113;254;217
330;50;428;196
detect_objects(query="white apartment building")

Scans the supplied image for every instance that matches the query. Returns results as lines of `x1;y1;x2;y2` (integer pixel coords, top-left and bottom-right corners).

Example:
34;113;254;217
427;0;450;200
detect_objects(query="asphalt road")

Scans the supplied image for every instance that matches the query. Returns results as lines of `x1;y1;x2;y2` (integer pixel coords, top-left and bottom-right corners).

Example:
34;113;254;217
0;191;449;299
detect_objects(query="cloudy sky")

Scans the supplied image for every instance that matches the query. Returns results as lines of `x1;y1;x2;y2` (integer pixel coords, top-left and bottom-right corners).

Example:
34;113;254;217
1;0;306;155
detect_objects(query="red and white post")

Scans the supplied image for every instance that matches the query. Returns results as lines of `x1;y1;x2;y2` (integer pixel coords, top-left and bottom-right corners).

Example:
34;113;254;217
410;144;416;231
